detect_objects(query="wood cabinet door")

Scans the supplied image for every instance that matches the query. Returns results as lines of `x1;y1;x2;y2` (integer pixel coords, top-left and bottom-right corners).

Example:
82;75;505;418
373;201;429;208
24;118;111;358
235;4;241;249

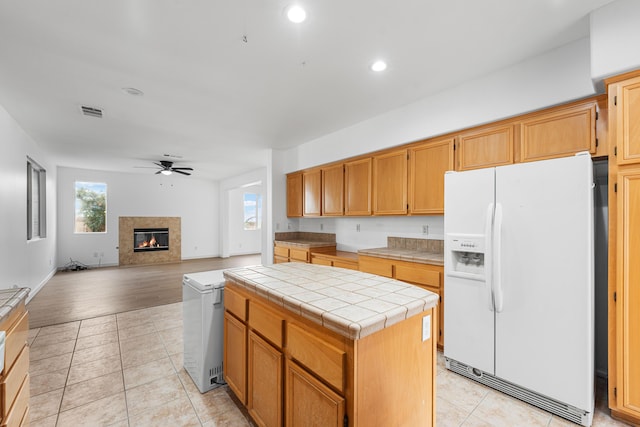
344;158;372;216
408;139;454;214
224;312;247;404
613;75;640;165
248;332;283;427
358;256;393;278
457;125;514;170
285;359;345;427
520;102;597;162
616;167;640;419
322;164;344;216
372;149;408;215
286;173;303;217
303;169;322;216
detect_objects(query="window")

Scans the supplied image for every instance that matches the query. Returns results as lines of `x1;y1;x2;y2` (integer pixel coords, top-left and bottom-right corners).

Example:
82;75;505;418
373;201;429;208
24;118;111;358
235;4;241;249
243;193;262;230
27;158;46;240
75;181;107;233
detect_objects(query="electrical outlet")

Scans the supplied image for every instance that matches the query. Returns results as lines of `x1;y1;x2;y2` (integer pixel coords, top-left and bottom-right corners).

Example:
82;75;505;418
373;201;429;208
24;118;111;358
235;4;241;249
276;223;280;230
320;223;324;231
422;225;428;235
356;224;361;232
287;223;292;230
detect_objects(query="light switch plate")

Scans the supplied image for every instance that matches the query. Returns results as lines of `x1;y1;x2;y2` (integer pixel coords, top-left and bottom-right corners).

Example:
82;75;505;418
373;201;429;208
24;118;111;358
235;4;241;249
422;315;431;342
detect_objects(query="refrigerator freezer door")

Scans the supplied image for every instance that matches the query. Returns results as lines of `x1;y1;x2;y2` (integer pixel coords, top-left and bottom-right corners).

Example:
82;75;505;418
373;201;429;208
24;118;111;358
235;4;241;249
494;155;594;411
444;167;496;375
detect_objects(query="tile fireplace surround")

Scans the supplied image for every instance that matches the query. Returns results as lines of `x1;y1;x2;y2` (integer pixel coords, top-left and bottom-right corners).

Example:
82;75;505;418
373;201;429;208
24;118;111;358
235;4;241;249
118;217;181;266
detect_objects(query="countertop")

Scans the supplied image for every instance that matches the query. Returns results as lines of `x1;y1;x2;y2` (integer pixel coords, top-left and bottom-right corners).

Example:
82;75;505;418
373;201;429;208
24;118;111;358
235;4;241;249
358;247;444;266
274;231;337;248
223;263;438;340
274;239;337;248
0;288;30;324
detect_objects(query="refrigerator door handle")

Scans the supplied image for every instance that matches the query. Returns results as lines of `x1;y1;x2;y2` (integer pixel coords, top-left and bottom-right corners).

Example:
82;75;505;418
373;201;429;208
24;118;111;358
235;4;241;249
493;203;504;312
485;203;494;311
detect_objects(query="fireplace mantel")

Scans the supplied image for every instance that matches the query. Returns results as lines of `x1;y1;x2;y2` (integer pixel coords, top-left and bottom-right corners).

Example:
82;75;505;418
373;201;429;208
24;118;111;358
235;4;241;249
119;217;181;266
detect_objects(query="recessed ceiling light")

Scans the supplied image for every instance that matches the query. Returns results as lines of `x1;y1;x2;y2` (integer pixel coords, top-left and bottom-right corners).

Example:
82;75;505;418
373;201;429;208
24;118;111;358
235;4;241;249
287;5;306;23
122;87;144;96
370;60;387;72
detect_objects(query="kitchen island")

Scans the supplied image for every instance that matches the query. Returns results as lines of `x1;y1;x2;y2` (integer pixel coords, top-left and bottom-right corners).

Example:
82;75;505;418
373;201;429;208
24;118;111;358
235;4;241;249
222;263;438;427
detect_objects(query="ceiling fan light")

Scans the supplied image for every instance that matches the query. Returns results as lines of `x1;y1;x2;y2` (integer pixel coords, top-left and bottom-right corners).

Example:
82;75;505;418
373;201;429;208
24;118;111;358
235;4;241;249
160;170;172;176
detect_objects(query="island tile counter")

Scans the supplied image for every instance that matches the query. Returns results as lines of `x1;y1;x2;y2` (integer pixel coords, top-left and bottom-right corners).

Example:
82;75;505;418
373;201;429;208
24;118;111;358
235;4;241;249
223;263;438;340
222;263;438;427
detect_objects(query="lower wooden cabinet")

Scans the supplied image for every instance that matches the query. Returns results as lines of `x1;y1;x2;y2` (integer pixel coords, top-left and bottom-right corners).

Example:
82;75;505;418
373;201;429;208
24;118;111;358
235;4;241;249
248;332;283;427
359;255;444;349
285;359;345;427
223;281;436;427
223;312;247;404
310;252;359;271
273;242;336;264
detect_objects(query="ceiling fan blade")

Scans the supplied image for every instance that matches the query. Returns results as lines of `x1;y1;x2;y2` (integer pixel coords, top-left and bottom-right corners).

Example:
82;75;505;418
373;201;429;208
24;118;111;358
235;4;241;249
173;170;191;176
172;167;194;171
155;170;162;174
153;162;165;168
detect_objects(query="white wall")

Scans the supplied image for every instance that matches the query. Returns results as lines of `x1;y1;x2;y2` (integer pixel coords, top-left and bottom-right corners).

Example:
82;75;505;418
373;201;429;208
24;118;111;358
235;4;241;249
57;167;219;268
228;184;262;256
0;104;57;297
590;0;640;85
283;37;596;174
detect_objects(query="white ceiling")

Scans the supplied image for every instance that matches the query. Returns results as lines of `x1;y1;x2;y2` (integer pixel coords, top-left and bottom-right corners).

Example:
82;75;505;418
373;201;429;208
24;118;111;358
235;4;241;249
0;0;614;180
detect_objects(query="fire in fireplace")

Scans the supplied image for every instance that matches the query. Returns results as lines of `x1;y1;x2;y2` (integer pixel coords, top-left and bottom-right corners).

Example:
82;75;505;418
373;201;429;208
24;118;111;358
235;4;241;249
134;228;169;252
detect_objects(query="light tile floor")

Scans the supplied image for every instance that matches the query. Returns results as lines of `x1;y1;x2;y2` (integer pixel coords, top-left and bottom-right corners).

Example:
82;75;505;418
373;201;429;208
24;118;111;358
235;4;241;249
28;302;632;427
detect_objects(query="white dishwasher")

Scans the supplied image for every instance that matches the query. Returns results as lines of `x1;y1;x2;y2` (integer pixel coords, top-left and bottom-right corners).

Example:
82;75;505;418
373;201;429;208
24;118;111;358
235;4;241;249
183;269;226;393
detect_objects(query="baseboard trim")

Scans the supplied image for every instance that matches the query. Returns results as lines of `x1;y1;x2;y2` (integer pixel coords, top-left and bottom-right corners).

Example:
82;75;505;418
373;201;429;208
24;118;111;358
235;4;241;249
26;268;56;303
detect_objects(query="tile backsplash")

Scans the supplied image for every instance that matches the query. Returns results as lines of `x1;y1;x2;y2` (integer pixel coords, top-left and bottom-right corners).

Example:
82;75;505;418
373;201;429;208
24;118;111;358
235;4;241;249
387;237;444;253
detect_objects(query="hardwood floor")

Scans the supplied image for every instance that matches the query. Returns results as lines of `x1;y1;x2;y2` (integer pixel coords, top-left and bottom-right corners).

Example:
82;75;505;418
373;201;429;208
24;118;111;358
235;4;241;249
27;254;262;328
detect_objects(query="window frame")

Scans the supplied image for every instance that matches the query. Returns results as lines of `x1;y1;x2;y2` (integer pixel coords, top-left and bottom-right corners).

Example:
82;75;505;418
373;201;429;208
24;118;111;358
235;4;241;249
27;157;46;240
243;192;262;231
74;181;108;234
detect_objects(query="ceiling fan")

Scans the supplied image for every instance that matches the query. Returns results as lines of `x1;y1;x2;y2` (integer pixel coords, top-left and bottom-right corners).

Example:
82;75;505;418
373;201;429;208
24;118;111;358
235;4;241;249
153;160;193;176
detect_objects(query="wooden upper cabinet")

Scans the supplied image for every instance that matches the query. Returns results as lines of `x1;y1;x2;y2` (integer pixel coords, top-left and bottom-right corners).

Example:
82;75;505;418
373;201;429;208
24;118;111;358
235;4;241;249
344;158;372;216
519;102;597;162
286;172;303;217
457;124;514;171
372;149;408;215
322;164;344;216
303;169;322;216
408;138;454;215
611;75;640;165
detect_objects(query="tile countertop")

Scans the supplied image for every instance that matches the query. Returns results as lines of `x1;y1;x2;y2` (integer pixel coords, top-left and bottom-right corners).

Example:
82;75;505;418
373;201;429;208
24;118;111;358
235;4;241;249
0;287;30;324
223;263;438;340
274;231;337;248
357;247;444;266
273;239;337;248
358;236;445;266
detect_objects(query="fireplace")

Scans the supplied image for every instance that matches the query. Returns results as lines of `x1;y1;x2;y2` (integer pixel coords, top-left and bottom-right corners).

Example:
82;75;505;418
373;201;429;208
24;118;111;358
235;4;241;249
134;228;169;252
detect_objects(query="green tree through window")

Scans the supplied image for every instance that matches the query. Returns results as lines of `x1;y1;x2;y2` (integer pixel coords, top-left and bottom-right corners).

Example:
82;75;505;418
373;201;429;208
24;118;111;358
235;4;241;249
75;182;107;232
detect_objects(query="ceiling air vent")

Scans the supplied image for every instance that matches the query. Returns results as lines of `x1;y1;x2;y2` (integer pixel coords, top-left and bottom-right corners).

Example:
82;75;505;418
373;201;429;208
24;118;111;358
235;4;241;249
80;105;103;118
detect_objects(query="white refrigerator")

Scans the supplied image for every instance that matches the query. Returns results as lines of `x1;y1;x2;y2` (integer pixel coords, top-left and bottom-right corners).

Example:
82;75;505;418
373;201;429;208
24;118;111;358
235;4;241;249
443;153;594;426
